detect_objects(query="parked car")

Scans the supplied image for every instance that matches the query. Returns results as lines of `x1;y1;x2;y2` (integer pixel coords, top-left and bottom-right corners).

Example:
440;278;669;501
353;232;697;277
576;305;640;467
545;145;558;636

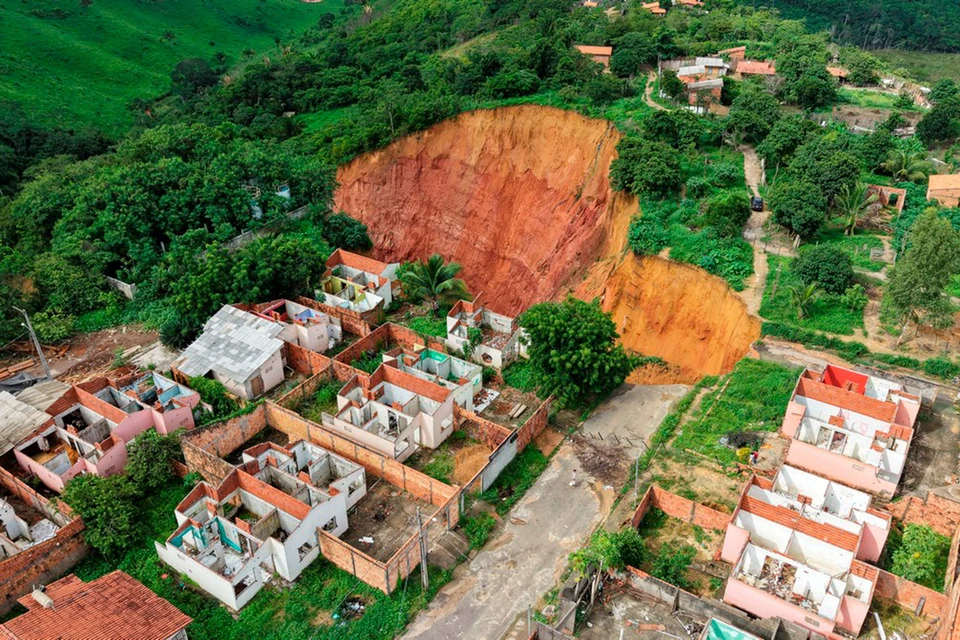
750;196;764;212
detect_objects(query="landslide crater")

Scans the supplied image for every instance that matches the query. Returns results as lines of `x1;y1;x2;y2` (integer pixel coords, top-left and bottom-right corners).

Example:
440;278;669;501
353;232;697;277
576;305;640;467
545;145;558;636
334;105;760;380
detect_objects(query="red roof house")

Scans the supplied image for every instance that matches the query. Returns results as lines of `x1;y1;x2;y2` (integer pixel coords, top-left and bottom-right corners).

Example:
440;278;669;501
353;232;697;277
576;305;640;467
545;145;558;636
0;571;191;640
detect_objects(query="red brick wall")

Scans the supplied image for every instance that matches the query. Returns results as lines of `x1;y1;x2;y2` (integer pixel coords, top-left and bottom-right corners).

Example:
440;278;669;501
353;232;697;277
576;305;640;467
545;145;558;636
455;406;512;449
285;343;333;377
516;398;554;450
632;486;730;532
44;387;79;418
276;370;336;410
0;517;88;613
875;569;948;618
885;493;960;538
332;323;448;367
293;296;374;337
181;408;268;483
318;530;390;593
0;467;73;523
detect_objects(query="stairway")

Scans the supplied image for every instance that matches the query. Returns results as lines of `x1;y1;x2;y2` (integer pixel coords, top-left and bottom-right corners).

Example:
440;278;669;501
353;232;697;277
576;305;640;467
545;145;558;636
427;529;471;570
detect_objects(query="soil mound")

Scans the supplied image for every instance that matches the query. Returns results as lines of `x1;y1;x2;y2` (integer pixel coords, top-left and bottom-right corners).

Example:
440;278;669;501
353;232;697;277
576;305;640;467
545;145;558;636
335;105;759;380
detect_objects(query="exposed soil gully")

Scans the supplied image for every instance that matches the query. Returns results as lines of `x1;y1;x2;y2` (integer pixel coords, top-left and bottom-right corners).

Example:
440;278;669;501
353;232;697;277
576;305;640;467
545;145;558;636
335;105;760;381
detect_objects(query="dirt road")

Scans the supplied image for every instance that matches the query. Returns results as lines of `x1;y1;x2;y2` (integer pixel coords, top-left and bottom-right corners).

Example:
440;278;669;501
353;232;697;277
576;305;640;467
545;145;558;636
737;145;769;316
402;443;611;640
643;71;667;111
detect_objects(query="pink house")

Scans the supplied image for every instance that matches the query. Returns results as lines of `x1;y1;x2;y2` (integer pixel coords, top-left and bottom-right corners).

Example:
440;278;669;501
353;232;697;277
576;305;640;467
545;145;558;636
720;470;882;636
781;365;920;498
14;372;200;493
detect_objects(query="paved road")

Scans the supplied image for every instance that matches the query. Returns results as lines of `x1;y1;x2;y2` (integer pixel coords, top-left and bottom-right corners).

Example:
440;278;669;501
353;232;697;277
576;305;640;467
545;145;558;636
402;443;609;640
578;384;688;459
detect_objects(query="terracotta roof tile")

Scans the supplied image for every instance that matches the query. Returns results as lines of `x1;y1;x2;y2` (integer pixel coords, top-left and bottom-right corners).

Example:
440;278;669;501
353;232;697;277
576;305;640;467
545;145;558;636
795;378;897;423
736;60;776;75
740;495;860;552
576;45;613;56
1;571;191;640
325;248;390;276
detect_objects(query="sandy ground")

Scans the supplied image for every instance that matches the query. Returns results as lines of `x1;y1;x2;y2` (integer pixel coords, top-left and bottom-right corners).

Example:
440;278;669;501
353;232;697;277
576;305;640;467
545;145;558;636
403;443;611;640
737;145;770;317
643;70;667;111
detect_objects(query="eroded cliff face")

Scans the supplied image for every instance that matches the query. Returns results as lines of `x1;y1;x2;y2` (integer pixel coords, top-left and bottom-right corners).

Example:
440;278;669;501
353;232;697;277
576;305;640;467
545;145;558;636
335;105;759;380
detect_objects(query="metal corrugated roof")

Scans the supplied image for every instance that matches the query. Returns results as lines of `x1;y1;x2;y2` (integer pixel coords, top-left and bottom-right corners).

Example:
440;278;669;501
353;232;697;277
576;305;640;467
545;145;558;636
15;379;69;412
177;305;284;382
0;392;51;455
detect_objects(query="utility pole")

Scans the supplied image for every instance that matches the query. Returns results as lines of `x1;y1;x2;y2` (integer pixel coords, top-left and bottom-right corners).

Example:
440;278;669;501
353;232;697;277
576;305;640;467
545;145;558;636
13;307;51;381
416;507;429;590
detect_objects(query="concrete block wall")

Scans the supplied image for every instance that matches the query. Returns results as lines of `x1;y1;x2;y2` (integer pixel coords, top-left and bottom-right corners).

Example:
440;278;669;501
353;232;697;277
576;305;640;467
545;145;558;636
875;568;948;618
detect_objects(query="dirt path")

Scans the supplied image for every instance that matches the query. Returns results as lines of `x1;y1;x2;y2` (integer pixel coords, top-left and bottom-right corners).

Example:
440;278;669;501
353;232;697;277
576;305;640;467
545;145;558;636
402;443;611;640
644;71;667;111
737;145;769;316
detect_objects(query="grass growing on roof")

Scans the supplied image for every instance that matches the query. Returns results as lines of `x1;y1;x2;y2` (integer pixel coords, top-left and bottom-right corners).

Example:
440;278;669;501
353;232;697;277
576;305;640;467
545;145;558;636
760;255;865;335
671;358;799;464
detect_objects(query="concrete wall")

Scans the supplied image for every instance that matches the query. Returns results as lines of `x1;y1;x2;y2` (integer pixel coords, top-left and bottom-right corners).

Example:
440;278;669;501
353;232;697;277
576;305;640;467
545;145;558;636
724;577;836;636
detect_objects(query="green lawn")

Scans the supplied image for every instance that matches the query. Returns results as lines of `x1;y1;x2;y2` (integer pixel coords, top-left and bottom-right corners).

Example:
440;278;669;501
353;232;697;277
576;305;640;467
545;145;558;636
760;256;865;335
0;0;341;133
875;50;960;85
671;359;799;464
814;227;888;273
835;87;921;112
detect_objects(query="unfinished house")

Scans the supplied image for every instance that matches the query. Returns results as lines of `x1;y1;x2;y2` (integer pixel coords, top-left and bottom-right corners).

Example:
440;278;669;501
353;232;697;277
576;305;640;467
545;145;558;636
320;249;398;316
0;496;62;561
251;299;343;354
321;362;460;462
0;571;192;640
385;348;482;407
720;471;879;636
0;392;53;463
240;440;366;510
155;444;363;611
780;365;920;497
175;305;286;400
446;294;526;369
13;374;200;493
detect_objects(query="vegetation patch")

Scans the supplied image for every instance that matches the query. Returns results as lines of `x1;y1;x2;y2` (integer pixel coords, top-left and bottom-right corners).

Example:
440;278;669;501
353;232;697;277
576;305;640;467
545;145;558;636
671;359;798;464
760;256;865;335
881;523;950;592
479;447;549;515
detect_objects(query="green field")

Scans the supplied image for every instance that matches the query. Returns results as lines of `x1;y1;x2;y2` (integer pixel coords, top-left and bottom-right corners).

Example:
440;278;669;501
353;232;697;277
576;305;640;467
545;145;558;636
0;0;341;134
875;50;960;85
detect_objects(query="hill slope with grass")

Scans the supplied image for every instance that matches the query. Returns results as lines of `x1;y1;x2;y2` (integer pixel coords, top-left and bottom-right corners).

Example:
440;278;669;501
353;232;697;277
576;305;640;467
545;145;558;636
0;0;340;134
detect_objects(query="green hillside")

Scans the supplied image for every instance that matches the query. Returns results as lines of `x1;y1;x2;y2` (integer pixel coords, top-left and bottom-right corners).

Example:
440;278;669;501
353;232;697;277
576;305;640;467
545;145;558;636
0;0;341;134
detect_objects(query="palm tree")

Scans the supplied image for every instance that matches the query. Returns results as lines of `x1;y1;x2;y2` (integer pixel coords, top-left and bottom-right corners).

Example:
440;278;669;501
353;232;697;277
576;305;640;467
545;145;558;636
402;254;470;311
788;283;820;321
835;182;878;236
882;149;931;182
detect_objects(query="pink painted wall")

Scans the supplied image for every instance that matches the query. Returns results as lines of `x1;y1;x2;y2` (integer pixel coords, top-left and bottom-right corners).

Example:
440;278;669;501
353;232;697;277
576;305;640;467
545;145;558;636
88;441;129;477
13;450;66;493
153;405;195;435
111;408;156;443
724;578;836;636
857;521;889;564
893;400;919;428
721;523;750;565
837;595;870;635
785;440;896;497
781;401;805;438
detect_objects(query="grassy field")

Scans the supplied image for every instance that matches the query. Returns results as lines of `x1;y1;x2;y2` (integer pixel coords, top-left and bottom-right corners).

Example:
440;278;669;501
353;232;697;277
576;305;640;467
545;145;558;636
875;50;960;85
0;0;341;134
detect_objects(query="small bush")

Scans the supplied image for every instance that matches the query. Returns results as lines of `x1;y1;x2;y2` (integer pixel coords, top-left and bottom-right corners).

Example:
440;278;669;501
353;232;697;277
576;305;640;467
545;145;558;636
686;176;713;199
652;544;696;590
463;513;497;548
712;163;740;186
407;316;447;337
323;213;372;251
628;217;669;256
890;524;950;591
502;360;537;391
31;311;75;343
840;284;869;310
923;357;960;380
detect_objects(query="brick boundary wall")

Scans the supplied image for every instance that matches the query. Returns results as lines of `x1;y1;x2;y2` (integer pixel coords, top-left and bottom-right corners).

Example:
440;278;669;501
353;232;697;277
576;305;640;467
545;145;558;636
454;406;512;449
938;577;960;640
277;370;335;410
291;296;375;337
285;342;334;377
0;468;88;614
516;397;554;450
885;493;960;538
181;408;268;483
631;486;731;532
332;323;448;368
875;568;949;618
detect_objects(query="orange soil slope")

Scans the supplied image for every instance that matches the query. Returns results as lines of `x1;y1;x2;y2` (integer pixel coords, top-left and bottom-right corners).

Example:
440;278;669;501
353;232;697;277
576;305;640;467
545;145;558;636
335;105;634;316
335;105;760;380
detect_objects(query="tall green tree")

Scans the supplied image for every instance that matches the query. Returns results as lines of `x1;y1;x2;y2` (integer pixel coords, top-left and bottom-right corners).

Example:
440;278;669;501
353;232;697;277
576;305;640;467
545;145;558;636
61;474;142;560
519;297;637;407
882;149;930;182
400;254;470;311
729;82;781;143
886;211;960;339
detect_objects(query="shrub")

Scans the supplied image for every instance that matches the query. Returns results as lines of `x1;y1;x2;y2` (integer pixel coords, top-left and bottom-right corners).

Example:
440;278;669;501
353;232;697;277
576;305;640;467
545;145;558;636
652;544;696;590
686;176;712;199
770;180;827;239
793;245;854;296
31;311;75;343
923;357;960;380
628;217;669;256
890;524;950;591
125;430;182;493
188;376;238;418
462;513;497;548
702;191;751;238
840;284;869;311
712;163;740;186
323;213;372;251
